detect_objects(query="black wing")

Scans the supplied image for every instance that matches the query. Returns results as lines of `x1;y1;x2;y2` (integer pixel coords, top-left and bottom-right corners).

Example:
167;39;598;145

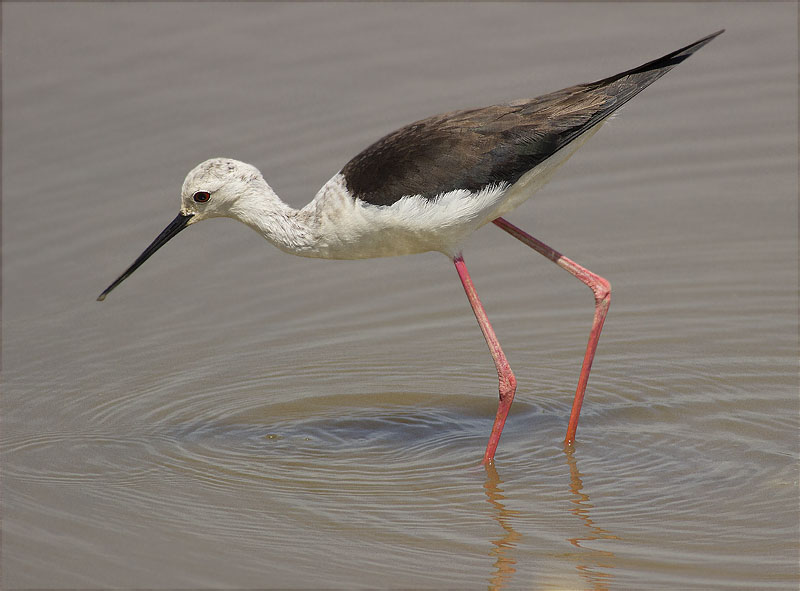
341;30;722;206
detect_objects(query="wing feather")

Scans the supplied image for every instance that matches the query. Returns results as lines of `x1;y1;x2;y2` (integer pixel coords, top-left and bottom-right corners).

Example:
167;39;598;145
341;31;722;206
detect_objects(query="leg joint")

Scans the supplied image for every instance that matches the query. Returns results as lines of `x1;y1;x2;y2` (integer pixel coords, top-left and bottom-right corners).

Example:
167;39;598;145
498;367;517;399
593;276;611;304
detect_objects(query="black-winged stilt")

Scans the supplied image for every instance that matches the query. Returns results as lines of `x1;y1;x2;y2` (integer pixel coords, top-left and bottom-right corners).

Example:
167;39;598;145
98;31;722;464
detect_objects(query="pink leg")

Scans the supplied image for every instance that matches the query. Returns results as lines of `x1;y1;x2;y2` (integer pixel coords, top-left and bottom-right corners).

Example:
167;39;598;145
492;217;611;446
454;255;517;464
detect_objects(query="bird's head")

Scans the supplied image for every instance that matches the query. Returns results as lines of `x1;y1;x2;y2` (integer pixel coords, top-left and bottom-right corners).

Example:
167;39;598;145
96;157;268;301
180;158;269;223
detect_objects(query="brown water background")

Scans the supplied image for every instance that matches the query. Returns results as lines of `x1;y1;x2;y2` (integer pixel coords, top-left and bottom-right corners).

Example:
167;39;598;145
3;3;797;589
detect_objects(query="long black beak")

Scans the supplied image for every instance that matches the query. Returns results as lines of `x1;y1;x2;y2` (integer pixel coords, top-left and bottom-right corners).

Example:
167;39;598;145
97;212;194;301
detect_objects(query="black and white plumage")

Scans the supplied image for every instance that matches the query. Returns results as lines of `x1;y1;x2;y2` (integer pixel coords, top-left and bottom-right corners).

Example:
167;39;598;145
98;31;722;463
342;30;720;206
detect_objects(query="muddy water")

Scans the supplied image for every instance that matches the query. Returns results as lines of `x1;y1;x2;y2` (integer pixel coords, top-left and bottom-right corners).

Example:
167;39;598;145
3;3;797;589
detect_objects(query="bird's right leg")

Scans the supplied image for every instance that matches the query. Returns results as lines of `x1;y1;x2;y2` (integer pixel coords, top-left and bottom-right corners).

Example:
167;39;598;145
453;254;517;465
491;217;611;446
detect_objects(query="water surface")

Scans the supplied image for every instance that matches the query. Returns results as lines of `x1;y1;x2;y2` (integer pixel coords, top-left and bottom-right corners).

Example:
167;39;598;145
3;3;797;589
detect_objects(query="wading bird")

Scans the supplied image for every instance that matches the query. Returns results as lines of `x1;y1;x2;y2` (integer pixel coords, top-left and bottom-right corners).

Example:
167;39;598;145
98;31;722;463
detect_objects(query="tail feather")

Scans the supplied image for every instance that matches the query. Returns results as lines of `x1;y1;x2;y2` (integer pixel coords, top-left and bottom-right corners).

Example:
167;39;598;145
522;30;725;162
591;29;725;90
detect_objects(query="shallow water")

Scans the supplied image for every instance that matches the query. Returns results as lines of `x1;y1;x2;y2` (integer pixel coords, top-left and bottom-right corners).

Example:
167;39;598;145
3;3;797;589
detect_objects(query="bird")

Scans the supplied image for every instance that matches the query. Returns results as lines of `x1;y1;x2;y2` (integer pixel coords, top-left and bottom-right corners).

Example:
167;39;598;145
98;30;722;464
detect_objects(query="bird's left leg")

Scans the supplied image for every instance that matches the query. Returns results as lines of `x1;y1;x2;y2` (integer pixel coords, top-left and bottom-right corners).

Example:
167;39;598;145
453;254;517;464
491;217;611;446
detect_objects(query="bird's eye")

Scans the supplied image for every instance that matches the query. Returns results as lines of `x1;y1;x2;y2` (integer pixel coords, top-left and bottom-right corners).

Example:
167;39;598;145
193;191;211;203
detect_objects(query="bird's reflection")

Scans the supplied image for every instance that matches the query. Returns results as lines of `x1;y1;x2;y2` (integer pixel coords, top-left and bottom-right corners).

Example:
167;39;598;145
564;446;619;590
484;462;521;590
483;449;620;590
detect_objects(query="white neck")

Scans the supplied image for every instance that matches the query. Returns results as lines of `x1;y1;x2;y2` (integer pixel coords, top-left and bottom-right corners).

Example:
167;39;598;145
228;184;321;256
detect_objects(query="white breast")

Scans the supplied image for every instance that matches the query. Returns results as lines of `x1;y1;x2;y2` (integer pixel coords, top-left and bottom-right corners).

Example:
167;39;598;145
300;174;506;259
300;123;604;261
